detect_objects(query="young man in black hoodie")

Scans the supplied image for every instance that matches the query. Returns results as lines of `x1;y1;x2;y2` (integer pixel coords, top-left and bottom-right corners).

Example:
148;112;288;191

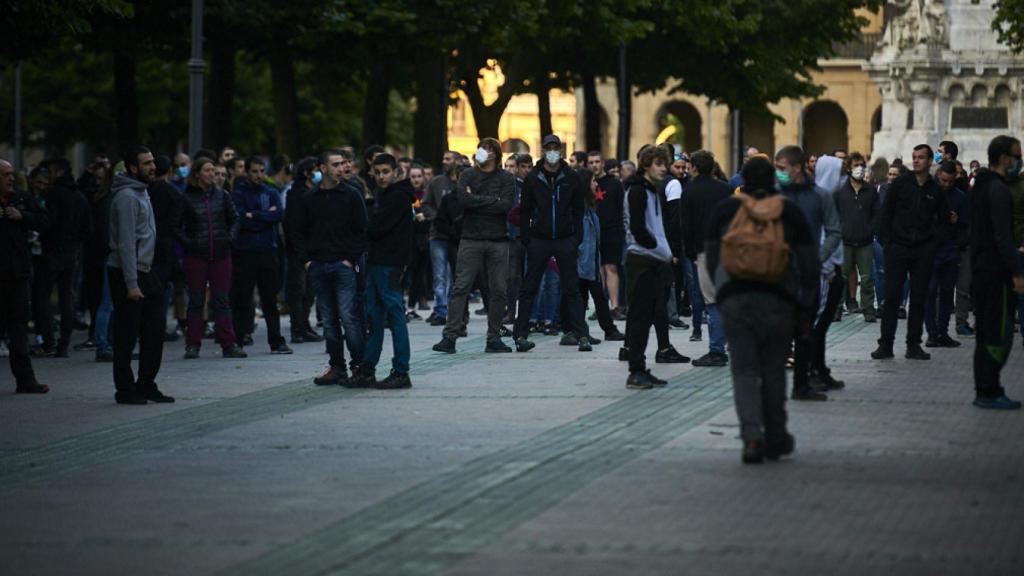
294;149;368;387
1;159;50;393
512;134;593;352
706;156;819;463
969;136;1024;410
363;154;415;390
586;151;627;319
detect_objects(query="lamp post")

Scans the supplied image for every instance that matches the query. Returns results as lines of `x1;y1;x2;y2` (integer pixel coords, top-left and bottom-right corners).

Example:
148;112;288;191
14;62;23;171
187;0;206;155
616;43;630;162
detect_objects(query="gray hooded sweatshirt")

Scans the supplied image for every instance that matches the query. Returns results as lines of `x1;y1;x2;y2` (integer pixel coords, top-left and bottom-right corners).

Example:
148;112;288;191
107;173;156;291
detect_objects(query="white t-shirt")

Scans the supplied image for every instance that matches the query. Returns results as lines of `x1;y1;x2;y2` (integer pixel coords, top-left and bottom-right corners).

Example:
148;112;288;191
665;179;683;202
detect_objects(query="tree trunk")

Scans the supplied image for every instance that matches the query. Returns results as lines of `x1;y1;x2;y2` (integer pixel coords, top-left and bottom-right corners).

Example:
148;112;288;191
206;29;235;151
582;69;602;153
362;55;391;149
536;74;553;139
269;40;300;157
461;59;520;141
112;48;139;155
413;53;447;166
615;44;631;162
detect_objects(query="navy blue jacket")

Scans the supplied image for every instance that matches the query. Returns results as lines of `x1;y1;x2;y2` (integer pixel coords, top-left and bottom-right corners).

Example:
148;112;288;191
232;178;283;252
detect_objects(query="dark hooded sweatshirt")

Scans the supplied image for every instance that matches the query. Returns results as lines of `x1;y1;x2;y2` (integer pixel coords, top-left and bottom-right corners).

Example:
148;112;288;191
368;178;416;267
520;161;585;243
970;169;1024;277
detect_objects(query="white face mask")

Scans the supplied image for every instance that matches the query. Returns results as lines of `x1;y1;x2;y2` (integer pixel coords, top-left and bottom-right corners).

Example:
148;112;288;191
474;148;489;165
851;166;866;181
544;150;561;165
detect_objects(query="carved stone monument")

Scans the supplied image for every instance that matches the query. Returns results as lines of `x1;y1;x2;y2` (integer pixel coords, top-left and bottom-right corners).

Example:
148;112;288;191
866;0;1024;164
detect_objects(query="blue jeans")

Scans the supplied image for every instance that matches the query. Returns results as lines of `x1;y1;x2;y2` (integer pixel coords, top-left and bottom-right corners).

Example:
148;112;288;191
707;303;726;354
309;260;364;371
925;256;959;338
95;270;114;353
531;267;561;323
872;240;886;307
430;239;451;317
683;258;704;334
364;265;410;374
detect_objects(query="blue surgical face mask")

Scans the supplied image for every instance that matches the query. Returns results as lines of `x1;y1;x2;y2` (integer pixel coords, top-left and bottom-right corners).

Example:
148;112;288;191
775;170;792;187
177;165;190;179
934;152;943;164
545;151;561;165
311;170;323;185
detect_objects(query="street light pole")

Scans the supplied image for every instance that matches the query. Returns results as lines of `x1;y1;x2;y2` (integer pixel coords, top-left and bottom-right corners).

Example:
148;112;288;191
14;62;23;171
616;43;630;162
187;0;206;155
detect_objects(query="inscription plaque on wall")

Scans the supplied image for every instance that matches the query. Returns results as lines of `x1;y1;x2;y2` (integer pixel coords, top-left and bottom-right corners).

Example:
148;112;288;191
951;107;1009;129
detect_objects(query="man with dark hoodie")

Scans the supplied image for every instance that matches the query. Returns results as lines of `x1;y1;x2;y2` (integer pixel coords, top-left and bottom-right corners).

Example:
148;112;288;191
968;136;1024;410
432;138;515;354
924;162;968;348
362;154;415;390
34;158;92;357
231;156;292;355
511;134;593;353
706;156;819;464
108;146;173;405
294;149;368;388
873;144;949;362
1;159;50;393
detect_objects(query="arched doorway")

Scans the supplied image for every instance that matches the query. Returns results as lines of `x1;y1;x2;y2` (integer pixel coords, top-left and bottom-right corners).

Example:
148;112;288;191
502;138;530;153
871;106;882;138
802;101;849;156
655;100;702;154
742;113;775;156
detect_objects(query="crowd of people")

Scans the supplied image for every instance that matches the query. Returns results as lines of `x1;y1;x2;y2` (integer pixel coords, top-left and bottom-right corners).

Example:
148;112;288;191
2;133;1023;463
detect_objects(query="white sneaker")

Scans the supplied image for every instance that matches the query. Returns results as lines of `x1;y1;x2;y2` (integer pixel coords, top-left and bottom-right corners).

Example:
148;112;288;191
0;340;9;358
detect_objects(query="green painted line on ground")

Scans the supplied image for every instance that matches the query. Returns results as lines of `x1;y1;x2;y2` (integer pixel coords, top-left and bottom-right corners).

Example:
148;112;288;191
219;317;872;576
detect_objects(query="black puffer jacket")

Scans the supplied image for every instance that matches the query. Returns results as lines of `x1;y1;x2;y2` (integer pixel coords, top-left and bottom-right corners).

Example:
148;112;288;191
41;173;92;261
0;190;49;280
180;184;239;260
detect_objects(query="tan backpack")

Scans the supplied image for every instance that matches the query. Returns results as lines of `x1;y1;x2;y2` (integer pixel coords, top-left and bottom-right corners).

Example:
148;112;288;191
720;195;790;283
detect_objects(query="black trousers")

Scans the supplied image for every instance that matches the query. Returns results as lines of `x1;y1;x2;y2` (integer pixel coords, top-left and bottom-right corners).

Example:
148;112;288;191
1;279;36;385
580;278;615;334
880;243;934;347
285;252;315;337
973;267;1015;398
232;251;285;348
811;266;844;374
624;253;674;372
38;254;78;349
109;267;165;394
792;287;820;393
406;245;431;309
513;237;588;340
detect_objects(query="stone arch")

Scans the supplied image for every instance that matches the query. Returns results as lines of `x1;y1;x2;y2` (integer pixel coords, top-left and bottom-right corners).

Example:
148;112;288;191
994;84;1012;106
655;100;703;154
802;100;849;156
871;106;883;138
949;83;967;104
742;113;775;157
502;138;530;153
970;84;988;106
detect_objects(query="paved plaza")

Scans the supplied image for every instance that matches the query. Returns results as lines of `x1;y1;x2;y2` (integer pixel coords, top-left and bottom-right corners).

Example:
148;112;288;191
2;310;1023;575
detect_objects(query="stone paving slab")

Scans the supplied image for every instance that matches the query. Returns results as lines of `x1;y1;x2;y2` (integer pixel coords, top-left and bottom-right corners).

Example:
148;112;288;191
1;309;1023;575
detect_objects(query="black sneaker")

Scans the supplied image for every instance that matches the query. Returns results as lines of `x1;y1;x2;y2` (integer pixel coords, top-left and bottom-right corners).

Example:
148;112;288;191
742;440;764;464
241;334;254;346
905;345;931;360
271;343;294;355
810;371;845;390
680;305;692;317
115;391;148;405
485;339;512;353
610;307;627;321
863;308;877;323
791;387;828;401
406;310;422;321
30;345;55;358
925;337;940;348
290;334;306;344
344;366;377;389
559;333;579;346
141;387;175;403
53;345;69;358
618;347;629;362
95;349;113;362
474;307;488;316
514;337;536;353
604;328;626;341
498;326;512;338
543;323;561;336
897;307;907;319
577;336;593;352
626;371;654;390
936;334;961;348
222;344;248;358
432;337;456;354
764;433;795;460
15;380;50;394
73;339;97;351
644;370;668;387
655;346;690;364
429;315;447;327
689;331;703;342
184;346;200;359
376;369;412;390
870;344;894;359
314;366;345;386
692;352;727;367
668;318;689;330
426;312;439;323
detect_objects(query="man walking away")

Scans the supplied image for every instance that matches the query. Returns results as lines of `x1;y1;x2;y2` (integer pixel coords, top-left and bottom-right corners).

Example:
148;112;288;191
363;154;415;390
969;136;1024;409
707;156;819;463
108;147;173;405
